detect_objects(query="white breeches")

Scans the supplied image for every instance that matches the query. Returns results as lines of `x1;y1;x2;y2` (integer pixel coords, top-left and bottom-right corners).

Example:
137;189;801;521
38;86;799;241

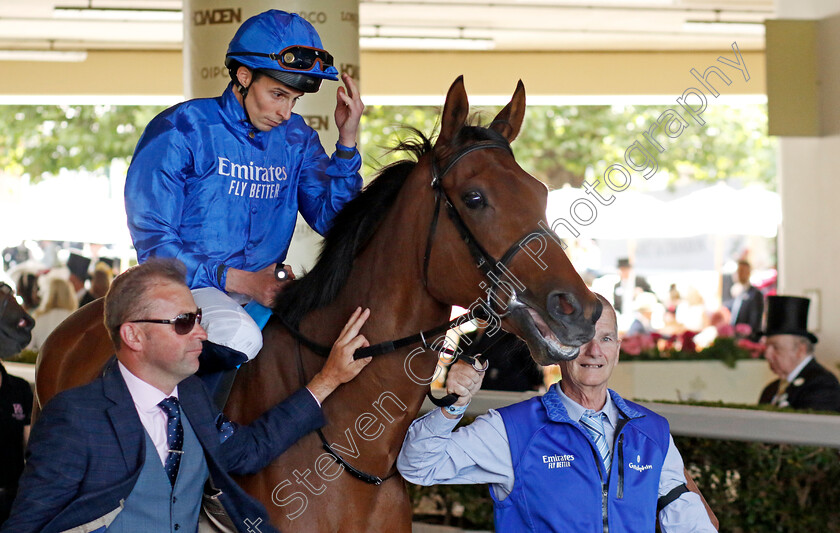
191;287;263;360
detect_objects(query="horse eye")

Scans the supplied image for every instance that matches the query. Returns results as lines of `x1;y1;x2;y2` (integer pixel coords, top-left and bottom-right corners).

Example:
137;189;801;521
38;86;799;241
462;190;486;209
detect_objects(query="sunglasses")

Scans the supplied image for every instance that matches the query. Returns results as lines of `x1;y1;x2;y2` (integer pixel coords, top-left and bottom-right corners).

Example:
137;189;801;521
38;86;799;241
130;309;202;335
228;45;334;73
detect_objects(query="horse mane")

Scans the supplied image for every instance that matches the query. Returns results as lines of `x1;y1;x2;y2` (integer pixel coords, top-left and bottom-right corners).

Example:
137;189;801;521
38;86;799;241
274;122;511;327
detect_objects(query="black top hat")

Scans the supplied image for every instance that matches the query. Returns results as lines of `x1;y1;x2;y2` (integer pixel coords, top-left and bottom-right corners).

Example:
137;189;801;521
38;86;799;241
96;257;119;271
763;295;818;344
67;252;91;281
616;258;631;269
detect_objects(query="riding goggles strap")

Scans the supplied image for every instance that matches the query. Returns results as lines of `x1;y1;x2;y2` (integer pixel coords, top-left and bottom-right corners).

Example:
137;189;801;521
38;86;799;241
227;46;334;73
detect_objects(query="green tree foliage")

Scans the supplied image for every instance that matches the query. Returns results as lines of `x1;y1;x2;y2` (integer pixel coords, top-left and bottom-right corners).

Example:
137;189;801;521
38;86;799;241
361;103;776;190
0;104;165;180
2;101;774;190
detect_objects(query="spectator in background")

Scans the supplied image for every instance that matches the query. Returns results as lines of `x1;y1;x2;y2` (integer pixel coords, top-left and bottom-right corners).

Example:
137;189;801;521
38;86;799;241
0;360;32;525
613;257;651;317
78;264;113;308
14;273;40;314
725;260;764;342
660;306;685;335
65;252;90;304
677;287;706;332
1;243;29;272
27;278;78;352
626;291;659;336
758;296;840;412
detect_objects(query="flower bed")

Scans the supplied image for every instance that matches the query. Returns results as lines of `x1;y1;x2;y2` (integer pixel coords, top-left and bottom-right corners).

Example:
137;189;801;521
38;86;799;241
620;324;765;368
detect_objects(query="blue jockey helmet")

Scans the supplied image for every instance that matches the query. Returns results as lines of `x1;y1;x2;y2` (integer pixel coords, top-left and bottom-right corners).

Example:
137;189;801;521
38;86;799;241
225;10;339;93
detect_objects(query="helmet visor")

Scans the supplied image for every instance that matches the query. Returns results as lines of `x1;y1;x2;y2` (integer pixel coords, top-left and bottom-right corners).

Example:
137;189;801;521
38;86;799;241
228;45;334;75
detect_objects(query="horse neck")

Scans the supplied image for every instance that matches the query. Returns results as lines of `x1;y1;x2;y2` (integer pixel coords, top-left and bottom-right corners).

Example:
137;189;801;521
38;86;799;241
301;162;449;419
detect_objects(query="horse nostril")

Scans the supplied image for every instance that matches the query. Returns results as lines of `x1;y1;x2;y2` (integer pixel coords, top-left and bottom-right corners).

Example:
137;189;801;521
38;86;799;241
591;299;603;324
548;292;581;319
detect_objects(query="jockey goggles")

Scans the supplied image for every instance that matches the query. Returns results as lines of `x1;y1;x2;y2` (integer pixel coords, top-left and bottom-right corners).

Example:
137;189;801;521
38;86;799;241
227;45;334;74
130;308;202;335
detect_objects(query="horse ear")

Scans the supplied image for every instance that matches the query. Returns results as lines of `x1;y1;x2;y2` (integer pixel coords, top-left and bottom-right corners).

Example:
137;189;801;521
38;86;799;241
490;79;526;143
438;76;470;146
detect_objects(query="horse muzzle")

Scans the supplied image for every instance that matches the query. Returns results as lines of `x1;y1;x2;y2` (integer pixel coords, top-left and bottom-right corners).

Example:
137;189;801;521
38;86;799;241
504;289;601;364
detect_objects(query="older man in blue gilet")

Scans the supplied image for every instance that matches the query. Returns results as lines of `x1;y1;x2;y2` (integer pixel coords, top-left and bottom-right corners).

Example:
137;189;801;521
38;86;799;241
398;294;717;532
1;258;372;533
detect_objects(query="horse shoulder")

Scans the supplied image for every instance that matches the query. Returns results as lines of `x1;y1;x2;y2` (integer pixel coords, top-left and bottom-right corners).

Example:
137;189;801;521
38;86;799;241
36;299;112;413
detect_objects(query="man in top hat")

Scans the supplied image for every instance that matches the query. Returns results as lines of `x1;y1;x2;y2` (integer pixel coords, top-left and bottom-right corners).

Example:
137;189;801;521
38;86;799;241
66;252;91;304
758;296;840;412
613;257;651;317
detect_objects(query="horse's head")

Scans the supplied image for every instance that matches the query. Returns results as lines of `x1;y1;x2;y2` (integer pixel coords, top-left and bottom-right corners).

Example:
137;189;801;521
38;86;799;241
422;76;601;364
0;282;35;359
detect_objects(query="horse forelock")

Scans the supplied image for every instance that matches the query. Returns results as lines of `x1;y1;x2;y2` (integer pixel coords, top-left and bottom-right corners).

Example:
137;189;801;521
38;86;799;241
435;120;512;161
273;122;512;328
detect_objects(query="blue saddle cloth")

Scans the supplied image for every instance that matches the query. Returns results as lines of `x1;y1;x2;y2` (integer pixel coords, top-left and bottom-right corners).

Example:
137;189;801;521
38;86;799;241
244;300;273;330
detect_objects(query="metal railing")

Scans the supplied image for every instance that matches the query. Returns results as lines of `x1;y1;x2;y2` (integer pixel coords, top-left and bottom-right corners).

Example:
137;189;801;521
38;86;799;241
422;389;840;448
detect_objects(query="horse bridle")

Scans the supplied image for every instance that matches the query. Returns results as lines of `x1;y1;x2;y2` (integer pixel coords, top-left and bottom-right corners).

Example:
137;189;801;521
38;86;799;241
281;139;558;486
423;139;555;319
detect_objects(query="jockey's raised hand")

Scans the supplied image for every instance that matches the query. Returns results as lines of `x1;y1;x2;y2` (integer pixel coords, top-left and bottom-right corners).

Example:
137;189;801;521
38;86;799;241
335;73;364;149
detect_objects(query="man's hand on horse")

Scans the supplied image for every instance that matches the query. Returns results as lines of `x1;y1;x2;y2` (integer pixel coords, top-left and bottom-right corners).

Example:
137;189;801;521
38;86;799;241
225;263;295;307
442;360;485;418
307;307;372;404
335;73;364;148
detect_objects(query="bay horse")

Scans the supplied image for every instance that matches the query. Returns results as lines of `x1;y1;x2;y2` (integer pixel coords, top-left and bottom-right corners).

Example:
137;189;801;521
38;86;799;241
0;281;35;359
36;77;601;531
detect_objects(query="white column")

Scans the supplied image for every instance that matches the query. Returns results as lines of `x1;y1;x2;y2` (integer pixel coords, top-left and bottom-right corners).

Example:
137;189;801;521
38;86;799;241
183;0;361;272
774;0;840;375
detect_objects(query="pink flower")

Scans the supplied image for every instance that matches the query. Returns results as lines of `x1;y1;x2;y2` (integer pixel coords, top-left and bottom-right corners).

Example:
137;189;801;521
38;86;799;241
621;335;642;355
680;331;697;353
737;339;766;358
716;324;735;338
734;323;752;337
640;334;657;351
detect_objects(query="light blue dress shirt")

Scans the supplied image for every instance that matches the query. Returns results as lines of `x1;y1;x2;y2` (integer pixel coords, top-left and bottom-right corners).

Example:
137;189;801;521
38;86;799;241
397;384;717;532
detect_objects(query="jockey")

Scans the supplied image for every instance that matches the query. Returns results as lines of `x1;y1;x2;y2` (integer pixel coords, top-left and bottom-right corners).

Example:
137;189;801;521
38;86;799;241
125;10;364;400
